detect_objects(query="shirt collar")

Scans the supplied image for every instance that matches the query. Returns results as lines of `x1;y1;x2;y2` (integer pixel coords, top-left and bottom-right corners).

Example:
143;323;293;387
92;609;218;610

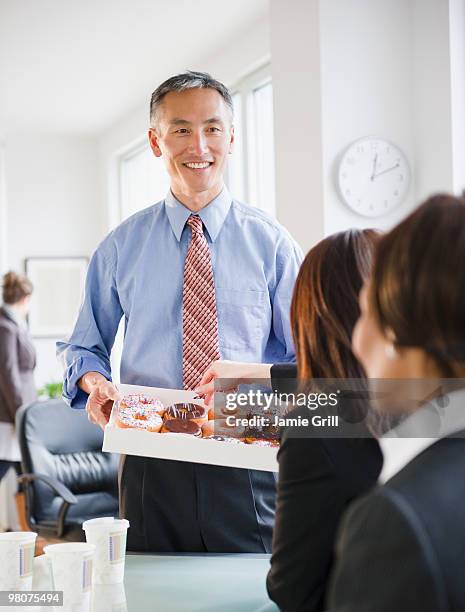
378;386;465;483
164;186;232;242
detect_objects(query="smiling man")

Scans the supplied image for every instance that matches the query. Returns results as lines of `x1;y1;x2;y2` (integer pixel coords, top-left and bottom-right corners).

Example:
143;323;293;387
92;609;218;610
57;71;302;553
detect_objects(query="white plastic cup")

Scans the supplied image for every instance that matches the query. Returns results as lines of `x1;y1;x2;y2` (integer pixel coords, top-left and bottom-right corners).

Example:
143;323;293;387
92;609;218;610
0;531;37;591
82;517;129;584
44;542;95;611
32;554;53;591
91;583;127;612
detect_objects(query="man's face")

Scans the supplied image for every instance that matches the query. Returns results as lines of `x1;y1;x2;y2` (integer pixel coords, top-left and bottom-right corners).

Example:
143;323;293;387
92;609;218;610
148;88;234;198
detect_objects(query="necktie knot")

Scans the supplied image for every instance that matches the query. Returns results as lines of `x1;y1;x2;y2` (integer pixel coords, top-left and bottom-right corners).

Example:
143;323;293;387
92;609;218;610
187;215;203;235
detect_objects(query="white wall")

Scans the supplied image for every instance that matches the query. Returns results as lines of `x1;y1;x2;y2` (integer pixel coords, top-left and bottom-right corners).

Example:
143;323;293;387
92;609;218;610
449;0;465;194
271;0;325;253
5;134;103;270
4;134;103;387
320;0;416;235
411;0;454;202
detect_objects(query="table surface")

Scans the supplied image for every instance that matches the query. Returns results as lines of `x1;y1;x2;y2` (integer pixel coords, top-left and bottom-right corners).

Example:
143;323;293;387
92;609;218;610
119;553;278;612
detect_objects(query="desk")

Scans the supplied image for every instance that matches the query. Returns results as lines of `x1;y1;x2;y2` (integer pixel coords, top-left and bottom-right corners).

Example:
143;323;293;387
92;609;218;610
122;553;278;611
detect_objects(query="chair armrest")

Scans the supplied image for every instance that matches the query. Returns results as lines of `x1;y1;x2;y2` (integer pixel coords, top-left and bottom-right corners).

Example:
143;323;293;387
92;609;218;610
18;473;78;538
18;473;78;505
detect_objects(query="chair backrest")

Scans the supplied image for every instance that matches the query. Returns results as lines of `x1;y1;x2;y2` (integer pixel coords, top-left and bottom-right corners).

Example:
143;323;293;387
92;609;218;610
16;399;118;523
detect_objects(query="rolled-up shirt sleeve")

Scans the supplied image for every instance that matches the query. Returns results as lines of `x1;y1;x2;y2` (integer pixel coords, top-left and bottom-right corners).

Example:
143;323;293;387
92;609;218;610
57;237;123;409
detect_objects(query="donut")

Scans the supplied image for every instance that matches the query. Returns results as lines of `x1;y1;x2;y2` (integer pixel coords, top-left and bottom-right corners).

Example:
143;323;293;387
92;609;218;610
161;418;202;436
145;414;163;432
119;393;165;417
116;410;162;433
164;403;208;425
208;407;215;420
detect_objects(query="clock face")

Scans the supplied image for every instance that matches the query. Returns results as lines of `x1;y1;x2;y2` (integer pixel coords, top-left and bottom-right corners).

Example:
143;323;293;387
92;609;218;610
338;138;410;217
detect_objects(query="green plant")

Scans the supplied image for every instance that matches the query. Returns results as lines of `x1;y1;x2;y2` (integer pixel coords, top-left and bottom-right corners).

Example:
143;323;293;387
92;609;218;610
38;382;63;399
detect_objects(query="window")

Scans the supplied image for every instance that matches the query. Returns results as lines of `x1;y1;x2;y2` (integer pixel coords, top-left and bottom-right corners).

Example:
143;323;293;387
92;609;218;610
227;64;276;217
118;139;170;222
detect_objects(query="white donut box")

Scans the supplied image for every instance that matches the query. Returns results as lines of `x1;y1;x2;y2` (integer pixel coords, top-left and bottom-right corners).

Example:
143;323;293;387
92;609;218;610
103;383;279;472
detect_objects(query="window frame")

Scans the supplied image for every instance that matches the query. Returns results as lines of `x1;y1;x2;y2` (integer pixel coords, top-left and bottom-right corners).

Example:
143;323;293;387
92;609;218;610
108;134;155;230
229;62;275;215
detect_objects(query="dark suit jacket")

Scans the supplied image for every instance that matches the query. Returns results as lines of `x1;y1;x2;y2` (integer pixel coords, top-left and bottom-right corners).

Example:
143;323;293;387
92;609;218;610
0;307;37;423
328;431;465;612
266;364;382;612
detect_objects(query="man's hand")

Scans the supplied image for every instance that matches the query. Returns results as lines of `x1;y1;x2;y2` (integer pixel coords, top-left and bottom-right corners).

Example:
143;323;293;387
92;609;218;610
79;372;122;430
195;360;272;408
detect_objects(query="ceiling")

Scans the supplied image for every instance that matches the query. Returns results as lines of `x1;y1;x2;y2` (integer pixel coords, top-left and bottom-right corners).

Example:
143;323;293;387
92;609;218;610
0;0;268;136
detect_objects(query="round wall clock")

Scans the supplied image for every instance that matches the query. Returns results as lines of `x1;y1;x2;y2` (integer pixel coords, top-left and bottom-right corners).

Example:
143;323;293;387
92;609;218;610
337;137;410;217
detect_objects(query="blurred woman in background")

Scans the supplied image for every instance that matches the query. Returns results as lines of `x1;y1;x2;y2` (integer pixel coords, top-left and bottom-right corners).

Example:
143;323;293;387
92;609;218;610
0;271;36;485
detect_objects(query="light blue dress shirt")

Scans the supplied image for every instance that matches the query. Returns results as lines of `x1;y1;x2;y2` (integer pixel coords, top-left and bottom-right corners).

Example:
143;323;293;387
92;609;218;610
57;187;303;409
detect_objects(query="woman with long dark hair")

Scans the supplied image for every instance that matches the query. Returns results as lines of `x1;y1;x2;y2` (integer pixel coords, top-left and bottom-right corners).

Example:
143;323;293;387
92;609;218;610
198;229;383;611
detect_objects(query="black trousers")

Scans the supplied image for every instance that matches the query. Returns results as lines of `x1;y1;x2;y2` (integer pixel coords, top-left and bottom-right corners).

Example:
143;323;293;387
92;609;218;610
119;455;276;553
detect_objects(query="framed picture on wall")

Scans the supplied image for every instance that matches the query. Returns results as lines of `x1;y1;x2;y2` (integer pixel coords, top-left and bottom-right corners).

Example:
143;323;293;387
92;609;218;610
24;256;88;338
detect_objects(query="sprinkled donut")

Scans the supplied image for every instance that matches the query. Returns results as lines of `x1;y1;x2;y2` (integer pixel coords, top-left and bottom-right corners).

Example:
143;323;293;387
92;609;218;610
116;408;163;432
116;393;164;432
119;393;165;417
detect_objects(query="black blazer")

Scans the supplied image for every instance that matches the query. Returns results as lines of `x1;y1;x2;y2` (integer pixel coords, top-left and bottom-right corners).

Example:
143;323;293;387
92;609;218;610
266;364;382;612
328;431;465;612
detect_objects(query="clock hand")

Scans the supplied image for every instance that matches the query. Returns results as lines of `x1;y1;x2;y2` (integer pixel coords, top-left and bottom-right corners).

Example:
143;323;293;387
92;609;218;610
370;153;378;181
373;163;400;179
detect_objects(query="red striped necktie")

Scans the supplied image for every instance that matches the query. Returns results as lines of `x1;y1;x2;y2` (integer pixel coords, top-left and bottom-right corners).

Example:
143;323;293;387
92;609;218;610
182;215;221;390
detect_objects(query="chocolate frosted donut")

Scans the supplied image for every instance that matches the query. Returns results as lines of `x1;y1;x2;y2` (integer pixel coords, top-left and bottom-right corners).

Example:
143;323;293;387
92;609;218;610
161;418;202;436
164;403;208;424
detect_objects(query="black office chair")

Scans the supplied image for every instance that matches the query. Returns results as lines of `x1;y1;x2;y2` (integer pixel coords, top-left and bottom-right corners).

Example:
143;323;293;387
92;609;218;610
16;399;119;541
